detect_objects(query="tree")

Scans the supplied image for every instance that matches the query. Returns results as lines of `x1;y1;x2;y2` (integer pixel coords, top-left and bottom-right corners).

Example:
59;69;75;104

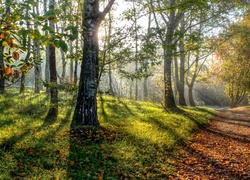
215;15;250;107
45;0;58;121
150;0;184;111
33;0;42;94
43;0;50;93
73;0;115;126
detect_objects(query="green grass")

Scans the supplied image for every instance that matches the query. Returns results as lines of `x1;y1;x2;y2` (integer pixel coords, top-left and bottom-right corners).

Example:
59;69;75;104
0;89;216;179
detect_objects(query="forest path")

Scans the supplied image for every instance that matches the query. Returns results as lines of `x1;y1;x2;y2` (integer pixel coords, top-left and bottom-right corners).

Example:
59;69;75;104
169;107;250;180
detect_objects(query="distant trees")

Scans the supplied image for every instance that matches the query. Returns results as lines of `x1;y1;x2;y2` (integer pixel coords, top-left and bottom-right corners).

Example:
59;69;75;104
1;0;250;124
215;14;250;107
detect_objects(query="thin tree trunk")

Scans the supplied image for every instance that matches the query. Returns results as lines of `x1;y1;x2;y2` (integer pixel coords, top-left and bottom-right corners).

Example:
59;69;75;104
74;39;79;84
0;46;4;94
107;12;114;95
178;30;187;106
34;1;42;93
174;55;180;105
70;41;74;82
46;0;58;121
44;0;50;93
20;9;31;94
60;48;66;83
133;0;138;100
188;83;195;106
187;57;198;107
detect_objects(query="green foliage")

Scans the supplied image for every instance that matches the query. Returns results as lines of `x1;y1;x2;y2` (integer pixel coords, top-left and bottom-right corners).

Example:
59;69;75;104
0;89;215;179
216;15;250;107
0;0;79;83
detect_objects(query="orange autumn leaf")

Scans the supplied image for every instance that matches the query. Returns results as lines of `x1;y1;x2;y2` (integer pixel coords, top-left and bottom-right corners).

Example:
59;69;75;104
28;64;33;70
0;33;4;39
12;51;19;60
5;67;12;77
7;37;13;47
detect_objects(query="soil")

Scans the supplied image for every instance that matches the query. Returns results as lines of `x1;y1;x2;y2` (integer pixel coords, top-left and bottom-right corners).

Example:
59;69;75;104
169;107;250;180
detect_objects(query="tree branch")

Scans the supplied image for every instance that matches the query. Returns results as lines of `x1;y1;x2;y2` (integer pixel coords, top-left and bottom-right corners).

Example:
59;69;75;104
97;0;115;24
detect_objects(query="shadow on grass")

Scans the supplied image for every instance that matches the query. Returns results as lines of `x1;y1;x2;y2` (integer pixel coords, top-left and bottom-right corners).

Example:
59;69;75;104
66;124;178;179
0;105;74;179
0;129;32;151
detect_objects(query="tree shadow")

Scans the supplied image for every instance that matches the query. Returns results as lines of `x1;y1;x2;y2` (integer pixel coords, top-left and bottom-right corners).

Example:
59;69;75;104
175;144;249;180
203;128;250;144
1;106;73;179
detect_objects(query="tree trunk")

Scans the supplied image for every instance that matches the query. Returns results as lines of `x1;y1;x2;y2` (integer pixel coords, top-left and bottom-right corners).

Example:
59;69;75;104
163;27;177;110
70;40;74;83
60;48;66;83
188;82;195;106
108;63;114;95
174;56;180;105
74;39;79;84
164;49;177;110
44;0;50;93
0;46;4;94
73;1;99;126
45;0;58;121
34;0;42;94
73;26;99;125
20;9;31;94
178;35;187;106
73;0;115;126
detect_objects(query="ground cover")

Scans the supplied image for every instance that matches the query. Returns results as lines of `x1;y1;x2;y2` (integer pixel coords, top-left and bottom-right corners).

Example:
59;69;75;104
169;107;250;180
0;89;215;179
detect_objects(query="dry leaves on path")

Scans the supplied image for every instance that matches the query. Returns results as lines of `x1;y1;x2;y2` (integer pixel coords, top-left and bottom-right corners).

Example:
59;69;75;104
169;107;250;180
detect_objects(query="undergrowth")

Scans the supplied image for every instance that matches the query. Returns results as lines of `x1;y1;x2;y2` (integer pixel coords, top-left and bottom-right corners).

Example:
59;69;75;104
0;88;215;179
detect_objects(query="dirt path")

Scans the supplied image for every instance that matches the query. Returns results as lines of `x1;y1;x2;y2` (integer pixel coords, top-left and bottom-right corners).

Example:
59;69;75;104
169;107;250;180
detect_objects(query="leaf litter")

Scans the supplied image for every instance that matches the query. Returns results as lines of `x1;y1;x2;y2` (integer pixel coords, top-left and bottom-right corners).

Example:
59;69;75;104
169;107;250;180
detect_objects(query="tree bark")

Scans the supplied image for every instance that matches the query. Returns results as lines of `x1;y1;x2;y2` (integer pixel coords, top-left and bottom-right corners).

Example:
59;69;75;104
73;0;115;126
44;0;50;93
70;40;74;83
34;0;42;93
45;0;58;121
163;27;177;110
60;48;66;83
0;46;4;94
178;31;187;106
187;81;196;106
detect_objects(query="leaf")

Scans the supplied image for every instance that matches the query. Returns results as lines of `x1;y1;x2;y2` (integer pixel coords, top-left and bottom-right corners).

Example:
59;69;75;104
7;37;13;47
53;39;60;48
59;40;68;52
2;41;8;46
0;33;5;39
42;39;50;47
12;52;19;60
5;67;12;78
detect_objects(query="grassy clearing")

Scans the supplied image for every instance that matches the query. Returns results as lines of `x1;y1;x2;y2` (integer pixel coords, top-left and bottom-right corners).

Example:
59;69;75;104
0;89;215;179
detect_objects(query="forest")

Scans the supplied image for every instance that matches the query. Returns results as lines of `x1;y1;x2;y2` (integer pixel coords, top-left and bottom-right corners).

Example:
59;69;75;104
0;0;250;179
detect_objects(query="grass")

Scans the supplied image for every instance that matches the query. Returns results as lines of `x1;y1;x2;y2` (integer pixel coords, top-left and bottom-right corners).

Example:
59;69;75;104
0;88;216;179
